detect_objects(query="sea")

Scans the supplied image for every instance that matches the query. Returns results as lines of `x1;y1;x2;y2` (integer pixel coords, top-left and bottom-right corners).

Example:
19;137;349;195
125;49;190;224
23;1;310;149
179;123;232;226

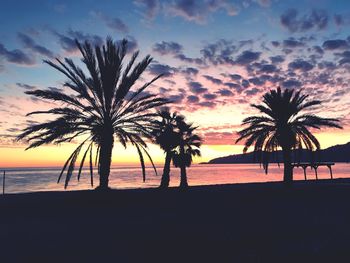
1;163;350;194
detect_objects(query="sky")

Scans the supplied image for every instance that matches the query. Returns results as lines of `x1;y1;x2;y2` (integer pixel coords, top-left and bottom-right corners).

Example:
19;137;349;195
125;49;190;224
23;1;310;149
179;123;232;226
1;0;350;167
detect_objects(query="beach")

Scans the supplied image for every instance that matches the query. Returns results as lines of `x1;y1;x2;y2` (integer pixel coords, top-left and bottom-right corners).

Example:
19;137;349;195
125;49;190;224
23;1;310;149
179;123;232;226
1;179;350;262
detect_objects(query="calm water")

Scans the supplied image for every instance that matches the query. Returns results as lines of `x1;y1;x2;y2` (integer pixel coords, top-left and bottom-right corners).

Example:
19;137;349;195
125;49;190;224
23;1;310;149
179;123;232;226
1;163;350;194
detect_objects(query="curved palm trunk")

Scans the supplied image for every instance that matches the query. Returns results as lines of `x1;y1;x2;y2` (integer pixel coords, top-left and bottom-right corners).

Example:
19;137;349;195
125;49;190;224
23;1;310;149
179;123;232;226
98;131;114;190
282;148;293;184
159;151;172;188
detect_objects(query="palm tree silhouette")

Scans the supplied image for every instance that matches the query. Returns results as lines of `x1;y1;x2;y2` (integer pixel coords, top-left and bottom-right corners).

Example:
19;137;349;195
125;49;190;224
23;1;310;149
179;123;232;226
152;108;182;188
236;87;342;184
172;120;202;188
17;37;168;190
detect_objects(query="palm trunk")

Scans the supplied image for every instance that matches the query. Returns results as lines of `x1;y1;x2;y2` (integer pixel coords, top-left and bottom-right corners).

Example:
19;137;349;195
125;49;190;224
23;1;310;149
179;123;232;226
282;148;293;184
97;131;114;190
159;151;172;188
179;165;188;188
179;145;188;188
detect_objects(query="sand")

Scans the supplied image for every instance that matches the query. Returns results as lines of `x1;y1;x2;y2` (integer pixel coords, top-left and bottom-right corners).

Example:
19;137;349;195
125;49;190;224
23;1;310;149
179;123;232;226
1;179;350;262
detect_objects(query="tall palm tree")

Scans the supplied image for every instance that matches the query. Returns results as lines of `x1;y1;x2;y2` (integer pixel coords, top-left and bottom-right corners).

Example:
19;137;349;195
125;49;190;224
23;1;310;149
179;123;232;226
152;108;181;188
236;87;342;184
172;120;202;188
17;37;168;190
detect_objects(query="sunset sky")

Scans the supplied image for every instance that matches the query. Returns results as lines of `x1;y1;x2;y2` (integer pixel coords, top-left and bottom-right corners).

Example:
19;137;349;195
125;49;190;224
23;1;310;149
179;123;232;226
1;0;350;167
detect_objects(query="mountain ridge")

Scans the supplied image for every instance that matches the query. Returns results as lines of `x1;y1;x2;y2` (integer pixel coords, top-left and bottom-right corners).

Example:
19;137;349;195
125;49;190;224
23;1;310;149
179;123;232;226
207;142;350;164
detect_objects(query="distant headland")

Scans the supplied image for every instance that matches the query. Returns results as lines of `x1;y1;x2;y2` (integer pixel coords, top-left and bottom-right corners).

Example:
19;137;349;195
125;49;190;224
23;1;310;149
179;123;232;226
205;142;350;164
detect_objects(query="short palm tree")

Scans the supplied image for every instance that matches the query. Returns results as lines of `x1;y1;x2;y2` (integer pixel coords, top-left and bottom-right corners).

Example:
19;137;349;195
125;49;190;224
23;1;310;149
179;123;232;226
236;87;342;184
152;108;182;188
17;37;168;190
172;120;202;188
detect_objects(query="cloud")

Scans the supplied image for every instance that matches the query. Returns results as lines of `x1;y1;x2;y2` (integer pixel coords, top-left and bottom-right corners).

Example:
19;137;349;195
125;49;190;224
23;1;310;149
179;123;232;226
259;64;277;73
334;13;350;26
200;39;236;65
203;74;222;85
228;74;242;81
52;29;103;53
188;81;208;94
203;93;217;100
16;83;36;90
168;93;185;103
282;38;304;48
134;0;160;20
92;11;129;33
288;59;314;72
234;50;261;65
322;39;349;50
148;63;177;76
280;9;328;33
152;41;183;55
181;67;199;76
174;53;204;65
187;95;200;103
18;33;55;58
270;55;285;64
0;43;35;66
216;88;233;96
282;79;302;88
167;0;238;24
198;101;216;108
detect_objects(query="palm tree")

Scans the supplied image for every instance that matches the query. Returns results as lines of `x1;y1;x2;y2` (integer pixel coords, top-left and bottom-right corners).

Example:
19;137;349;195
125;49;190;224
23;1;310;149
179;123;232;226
152;108;182;188
17;37;168;190
236;87;342;184
172;120;202;188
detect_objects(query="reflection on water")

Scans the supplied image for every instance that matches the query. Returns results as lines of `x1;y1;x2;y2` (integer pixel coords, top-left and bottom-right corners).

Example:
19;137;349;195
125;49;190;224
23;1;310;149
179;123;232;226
1;163;350;194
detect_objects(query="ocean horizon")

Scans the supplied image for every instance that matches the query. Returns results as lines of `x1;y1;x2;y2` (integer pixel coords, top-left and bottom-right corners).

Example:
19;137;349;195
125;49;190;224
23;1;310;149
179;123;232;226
1;163;350;194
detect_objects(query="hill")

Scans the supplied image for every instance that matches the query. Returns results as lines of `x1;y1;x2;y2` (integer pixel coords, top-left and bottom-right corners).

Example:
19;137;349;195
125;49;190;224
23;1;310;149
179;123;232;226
208;142;350;164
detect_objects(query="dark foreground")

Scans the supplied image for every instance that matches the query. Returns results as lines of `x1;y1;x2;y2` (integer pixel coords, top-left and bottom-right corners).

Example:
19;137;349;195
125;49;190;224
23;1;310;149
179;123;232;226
2;179;350;262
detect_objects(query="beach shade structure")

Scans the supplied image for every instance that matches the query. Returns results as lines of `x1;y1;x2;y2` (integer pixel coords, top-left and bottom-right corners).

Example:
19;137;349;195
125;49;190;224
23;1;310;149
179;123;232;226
17;37;169;190
236;87;342;184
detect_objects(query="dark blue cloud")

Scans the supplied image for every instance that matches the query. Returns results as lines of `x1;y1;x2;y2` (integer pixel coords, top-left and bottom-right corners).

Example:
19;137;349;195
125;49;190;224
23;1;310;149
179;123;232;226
288;59;314;71
198;101;216;108
148;63;177;76
168;0;238;24
0;43;35;65
235;50;261;65
203;93;217;100
200;39;236;65
181;67;199;76
224;82;241;89
188;81;208;94
282;79;302;88
168;93;185;103
153;41;183;55
216;88;233;96
18;33;54;58
93;11;129;33
280;8;328;33
134;0;160;20
228;74;242;81
282;38;304;48
259;64;277;73
52;29;103;53
16;83;36;90
322;39;349;50
187;95;200;103
174;53;204;65
270;55;285;64
203;74;222;85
